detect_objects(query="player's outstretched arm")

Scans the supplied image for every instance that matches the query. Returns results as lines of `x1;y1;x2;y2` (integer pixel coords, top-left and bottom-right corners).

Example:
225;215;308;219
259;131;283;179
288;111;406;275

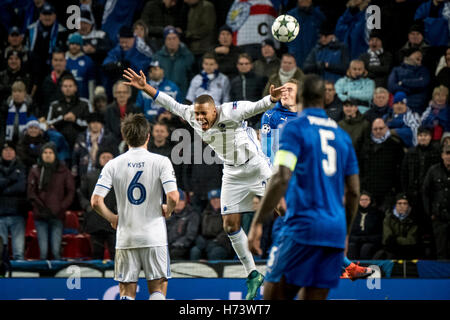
248;165;292;255
91;194;118;229
123;68;157;97
238;84;287;121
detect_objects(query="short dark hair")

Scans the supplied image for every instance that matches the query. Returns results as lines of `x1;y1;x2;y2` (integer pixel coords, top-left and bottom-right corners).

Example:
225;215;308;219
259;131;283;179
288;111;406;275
238;53;253;63
194;94;215;106
152;121;169;133
60;74;77;87
301;74;325;108
202;52;217;63
121;113;150;147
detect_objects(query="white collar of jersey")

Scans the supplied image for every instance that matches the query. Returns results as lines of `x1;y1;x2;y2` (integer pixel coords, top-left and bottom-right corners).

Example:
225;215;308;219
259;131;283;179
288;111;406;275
128;146;147;151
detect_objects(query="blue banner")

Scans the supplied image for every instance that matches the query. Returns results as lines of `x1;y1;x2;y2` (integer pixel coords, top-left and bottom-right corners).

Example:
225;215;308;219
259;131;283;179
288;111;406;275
0;278;449;300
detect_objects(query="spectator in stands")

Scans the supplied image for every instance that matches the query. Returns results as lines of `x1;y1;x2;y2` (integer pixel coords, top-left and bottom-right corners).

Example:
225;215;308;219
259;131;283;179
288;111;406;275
27;3;68;88
397;22;430;67
35;50;72;120
153;26;195;101
421;85;450;142
71;112;118;179
186;52;230;105
0;142;27;260
0;81;37;147
335;0;370;60
3;27;30;71
347;191;383;260
148;122;173;158
286;0;326;68
133;20;153;52
102;26;152;98
184;0;217;70
263;53;305;97
338;99;370;160
335;59;375;114
65;33;96;101
359;118;405;212
230;53;266;126
140;0;186;51
78;146;117;260
135;60;182;123
104;80;141;143
0;50;32;102
359;30;393;89
374;193;420;259
324;81;343;122
414;0;449;47
16;118;49;172
21;0;46;33
79;0;104;29
190;189;232;260
422;143;450;259
383;91;421;148
401;126;440;251
253;39;280;81
79;9;113;70
364;87;390;124
47;75;91;151
388;47;431;115
213;25;242;80
166;189;200;260
92;87;108;115
303;22;349;84
435;47;450;90
27;142;75;260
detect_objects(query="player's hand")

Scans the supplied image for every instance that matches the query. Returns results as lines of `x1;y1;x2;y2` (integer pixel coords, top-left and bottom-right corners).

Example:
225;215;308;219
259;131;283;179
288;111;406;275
248;222;263;256
161;204;171;219
110;215;118;230
274;197;287;216
269;84;287;102
123;68;147;90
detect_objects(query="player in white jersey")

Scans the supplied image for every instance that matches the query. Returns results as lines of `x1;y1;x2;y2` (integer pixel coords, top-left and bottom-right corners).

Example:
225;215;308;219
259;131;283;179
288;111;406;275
123;68;286;300
91;114;179;300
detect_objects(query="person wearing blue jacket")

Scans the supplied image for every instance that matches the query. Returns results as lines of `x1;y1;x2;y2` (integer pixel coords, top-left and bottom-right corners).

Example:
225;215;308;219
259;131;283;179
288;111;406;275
335;0;369;60
135;60;182;123
286;0;326;68
420;85;450;141
388;47;431;115
414;0;449;47
303;22;350;83
102;26;152;98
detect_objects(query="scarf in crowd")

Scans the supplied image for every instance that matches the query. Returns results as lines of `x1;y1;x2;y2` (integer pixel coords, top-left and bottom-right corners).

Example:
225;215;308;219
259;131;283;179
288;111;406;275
371;129;391;144
393;207;410;221
201;70;219;90
279;68;296;85
39;160;59;191
430;101;447;115
5;100;28;141
367;48;383;66
358;205;369;231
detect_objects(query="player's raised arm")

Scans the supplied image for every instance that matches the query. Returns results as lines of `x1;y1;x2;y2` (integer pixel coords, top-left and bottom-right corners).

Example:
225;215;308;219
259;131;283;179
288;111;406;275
123;68;191;120
236;85;286;121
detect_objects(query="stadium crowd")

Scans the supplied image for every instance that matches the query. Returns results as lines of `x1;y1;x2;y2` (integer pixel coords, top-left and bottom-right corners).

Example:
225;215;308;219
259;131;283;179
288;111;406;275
0;0;449;264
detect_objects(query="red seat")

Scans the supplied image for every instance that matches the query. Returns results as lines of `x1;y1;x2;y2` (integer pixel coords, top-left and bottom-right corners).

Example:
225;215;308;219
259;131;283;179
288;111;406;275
25;211;36;238
64;211;81;234
25;234;40;260
62;233;92;259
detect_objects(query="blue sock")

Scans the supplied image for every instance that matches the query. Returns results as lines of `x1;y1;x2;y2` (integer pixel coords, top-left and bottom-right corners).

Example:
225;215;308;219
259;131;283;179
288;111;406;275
343;256;352;268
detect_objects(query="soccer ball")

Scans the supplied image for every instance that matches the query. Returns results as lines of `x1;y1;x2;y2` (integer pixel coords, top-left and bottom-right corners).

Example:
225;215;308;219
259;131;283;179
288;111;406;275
271;15;300;43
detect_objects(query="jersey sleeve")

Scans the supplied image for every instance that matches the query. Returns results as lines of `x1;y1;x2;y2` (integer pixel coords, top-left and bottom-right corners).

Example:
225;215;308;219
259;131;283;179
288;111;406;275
273;121;301;171
154;91;193;121
92;161;114;198
231;96;275;122
160;157;177;194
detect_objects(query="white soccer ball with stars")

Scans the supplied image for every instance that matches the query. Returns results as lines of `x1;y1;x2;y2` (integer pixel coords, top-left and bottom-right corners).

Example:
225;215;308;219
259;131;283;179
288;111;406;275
271;14;300;43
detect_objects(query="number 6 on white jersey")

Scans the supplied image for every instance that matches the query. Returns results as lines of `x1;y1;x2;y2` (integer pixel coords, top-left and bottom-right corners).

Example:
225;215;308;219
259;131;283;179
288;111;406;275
319;129;336;176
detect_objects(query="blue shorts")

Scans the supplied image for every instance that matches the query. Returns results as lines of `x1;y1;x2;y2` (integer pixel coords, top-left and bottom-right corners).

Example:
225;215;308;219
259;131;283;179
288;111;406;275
265;235;344;289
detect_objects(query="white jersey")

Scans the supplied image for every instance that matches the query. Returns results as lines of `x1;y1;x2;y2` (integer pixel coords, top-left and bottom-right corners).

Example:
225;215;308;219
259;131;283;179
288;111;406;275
92;147;177;249
155;91;275;166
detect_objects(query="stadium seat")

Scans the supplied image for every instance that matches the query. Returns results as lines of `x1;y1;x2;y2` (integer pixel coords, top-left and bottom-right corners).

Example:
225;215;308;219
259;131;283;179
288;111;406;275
63;211;81;234
62;233;92;259
25;211;36;238
24;211;40;260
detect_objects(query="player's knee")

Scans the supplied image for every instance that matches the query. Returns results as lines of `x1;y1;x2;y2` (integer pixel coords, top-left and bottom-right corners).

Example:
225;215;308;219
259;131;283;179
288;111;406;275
223;221;239;234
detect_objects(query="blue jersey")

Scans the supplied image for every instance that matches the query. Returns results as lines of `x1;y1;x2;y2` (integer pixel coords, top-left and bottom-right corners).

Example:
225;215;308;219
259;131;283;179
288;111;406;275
66;54;96;99
260;102;298;164
277;108;359;249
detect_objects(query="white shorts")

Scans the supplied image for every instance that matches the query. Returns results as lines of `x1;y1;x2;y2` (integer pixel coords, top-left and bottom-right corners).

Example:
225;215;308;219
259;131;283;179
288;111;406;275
114;246;171;283
221;155;272;215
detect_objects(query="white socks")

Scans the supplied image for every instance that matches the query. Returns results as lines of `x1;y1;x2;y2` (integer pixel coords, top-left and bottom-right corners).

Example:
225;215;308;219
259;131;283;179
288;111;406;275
228;228;256;276
149;291;166;300
120;295;135;300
